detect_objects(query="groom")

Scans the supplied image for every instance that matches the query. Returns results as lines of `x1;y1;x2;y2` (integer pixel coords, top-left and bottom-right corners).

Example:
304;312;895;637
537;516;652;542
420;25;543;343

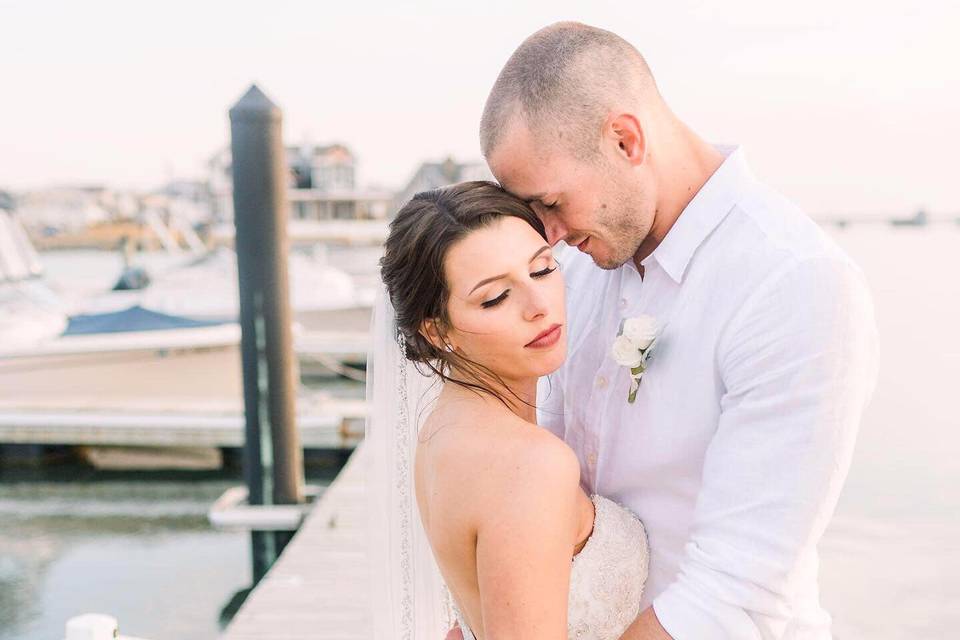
451;22;879;639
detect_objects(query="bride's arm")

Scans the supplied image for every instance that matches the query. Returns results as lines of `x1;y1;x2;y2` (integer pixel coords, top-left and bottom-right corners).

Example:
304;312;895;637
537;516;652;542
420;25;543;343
474;431;582;639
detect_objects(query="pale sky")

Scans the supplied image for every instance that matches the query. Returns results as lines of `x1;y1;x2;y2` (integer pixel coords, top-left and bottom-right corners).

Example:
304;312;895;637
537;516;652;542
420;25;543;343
1;0;957;217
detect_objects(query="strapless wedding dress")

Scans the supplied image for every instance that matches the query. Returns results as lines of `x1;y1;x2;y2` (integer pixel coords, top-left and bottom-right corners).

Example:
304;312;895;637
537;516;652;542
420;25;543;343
453;494;649;640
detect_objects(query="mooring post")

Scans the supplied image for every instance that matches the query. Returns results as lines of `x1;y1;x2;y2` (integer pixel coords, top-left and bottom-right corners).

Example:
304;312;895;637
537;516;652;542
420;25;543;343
228;84;305;582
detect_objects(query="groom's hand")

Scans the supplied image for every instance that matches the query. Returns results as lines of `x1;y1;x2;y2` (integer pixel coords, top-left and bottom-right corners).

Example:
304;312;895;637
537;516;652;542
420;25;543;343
445;622;464;640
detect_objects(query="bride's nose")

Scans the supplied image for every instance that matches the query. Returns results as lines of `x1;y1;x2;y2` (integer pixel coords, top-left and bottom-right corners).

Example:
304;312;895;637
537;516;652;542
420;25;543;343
522;285;549;322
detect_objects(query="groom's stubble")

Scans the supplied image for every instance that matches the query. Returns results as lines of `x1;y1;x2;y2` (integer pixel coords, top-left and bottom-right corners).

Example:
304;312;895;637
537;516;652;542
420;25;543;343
585;155;656;271
557;150;656;271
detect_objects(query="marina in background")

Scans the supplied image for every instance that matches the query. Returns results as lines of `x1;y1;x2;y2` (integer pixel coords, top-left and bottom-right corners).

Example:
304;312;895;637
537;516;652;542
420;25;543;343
3;220;957;640
1;94;957;639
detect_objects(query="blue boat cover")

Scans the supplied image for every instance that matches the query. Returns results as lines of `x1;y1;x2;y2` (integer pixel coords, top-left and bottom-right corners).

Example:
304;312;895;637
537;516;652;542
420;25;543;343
65;305;225;335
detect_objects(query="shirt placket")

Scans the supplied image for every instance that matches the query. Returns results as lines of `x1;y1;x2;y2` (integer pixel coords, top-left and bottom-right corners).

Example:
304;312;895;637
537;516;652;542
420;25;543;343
583;269;646;492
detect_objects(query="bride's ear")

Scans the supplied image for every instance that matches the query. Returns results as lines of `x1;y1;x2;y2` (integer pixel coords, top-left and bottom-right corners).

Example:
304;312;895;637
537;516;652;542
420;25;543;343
419;318;452;354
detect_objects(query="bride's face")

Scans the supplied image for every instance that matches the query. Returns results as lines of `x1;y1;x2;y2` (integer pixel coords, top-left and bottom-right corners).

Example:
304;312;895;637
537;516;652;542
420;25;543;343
438;215;566;382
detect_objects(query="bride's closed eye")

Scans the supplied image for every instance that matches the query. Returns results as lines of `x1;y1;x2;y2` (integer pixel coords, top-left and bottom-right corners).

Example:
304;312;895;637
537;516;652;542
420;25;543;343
531;265;558;278
481;263;558;309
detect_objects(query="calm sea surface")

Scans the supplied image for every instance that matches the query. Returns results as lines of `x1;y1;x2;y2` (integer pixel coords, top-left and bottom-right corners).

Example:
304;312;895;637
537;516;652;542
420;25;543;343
818;224;960;638
0;465;341;640
4;225;960;639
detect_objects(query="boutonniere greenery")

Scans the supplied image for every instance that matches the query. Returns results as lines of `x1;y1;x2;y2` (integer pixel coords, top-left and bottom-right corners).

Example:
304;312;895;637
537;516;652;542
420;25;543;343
611;315;660;403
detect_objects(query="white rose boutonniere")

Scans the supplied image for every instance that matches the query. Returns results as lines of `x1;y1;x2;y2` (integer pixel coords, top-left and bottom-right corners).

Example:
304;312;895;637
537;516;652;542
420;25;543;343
611;315;659;403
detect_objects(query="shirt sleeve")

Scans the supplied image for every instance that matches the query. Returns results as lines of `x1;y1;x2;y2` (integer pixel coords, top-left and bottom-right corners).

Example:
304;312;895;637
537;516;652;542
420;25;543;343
652;253;880;639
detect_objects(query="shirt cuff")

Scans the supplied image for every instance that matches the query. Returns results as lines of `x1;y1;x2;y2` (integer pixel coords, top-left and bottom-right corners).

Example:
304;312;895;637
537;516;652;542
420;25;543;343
653;582;762;640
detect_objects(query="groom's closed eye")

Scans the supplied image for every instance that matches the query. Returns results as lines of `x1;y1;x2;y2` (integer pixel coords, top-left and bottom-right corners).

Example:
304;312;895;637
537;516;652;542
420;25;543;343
529;199;558;213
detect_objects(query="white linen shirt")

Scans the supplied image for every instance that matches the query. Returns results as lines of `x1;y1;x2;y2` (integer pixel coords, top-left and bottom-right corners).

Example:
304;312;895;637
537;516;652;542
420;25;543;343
537;146;879;639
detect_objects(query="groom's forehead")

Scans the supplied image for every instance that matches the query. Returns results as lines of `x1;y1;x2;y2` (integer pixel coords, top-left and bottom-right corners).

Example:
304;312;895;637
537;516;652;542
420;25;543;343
491;155;553;199
488;123;553;184
491;139;580;200
500;168;567;207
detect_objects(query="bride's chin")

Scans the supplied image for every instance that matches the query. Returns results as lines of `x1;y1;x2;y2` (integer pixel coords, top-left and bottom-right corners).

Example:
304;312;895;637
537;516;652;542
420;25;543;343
531;349;567;377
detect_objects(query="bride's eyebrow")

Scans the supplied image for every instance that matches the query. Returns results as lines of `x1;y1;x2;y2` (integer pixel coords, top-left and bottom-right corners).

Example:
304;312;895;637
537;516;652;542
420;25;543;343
468;245;551;295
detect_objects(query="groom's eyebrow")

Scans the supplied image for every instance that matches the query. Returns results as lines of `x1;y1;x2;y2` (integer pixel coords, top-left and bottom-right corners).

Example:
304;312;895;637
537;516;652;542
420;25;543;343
468;245;551;295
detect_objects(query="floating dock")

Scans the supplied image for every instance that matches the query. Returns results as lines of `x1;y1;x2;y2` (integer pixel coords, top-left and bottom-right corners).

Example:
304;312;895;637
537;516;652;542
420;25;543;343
0;397;366;450
220;445;371;639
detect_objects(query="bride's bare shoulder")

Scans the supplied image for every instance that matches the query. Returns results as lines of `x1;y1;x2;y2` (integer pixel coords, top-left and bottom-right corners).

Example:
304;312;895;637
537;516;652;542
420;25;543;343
419;400;580;497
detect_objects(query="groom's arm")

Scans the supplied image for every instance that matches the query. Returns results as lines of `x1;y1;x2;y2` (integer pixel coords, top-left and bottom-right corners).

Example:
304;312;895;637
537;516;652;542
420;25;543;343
646;255;879;639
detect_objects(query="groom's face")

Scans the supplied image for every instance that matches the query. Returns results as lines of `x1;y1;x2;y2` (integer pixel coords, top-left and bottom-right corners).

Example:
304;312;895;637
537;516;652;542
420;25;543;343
487;120;653;270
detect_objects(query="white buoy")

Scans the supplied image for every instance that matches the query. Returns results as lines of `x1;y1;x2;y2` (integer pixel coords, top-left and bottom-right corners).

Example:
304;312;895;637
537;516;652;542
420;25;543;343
64;614;118;640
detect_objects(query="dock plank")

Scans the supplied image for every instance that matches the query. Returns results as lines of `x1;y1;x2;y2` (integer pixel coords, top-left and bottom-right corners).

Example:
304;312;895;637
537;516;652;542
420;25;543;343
221;445;372;639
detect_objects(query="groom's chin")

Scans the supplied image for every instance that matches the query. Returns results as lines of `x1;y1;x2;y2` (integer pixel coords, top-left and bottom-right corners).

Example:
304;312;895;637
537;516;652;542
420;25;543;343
560;238;623;270
586;243;633;271
589;251;625;271
593;258;623;271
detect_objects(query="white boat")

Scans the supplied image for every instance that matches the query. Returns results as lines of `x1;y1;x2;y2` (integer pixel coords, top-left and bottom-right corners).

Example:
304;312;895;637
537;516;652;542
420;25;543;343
133;246;361;321
77;245;372;377
0;205;241;401
0;206;365;463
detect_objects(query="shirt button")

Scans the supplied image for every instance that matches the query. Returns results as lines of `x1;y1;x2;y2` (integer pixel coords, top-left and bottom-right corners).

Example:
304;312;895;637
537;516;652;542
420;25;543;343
588;453;597;465
595;375;608;388
619;297;628;309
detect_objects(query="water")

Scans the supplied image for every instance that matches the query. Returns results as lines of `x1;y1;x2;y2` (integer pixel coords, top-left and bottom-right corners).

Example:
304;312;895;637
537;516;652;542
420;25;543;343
818;223;960;637
2;247;357;639
0;464;340;640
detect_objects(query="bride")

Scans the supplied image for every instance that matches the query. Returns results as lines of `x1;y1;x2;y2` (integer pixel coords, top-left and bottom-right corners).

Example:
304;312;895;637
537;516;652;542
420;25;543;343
366;180;648;639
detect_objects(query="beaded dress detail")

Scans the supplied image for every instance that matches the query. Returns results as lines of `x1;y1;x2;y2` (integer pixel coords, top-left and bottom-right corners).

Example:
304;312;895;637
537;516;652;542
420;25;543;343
453;494;648;640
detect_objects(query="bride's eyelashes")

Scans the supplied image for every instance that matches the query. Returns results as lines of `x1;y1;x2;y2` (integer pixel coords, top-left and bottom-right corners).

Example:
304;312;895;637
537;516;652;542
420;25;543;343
480;265;558;309
532;265;558;278
481;291;509;309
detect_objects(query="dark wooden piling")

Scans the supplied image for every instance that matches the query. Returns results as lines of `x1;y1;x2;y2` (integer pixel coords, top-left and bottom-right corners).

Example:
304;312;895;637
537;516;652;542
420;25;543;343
229;84;305;582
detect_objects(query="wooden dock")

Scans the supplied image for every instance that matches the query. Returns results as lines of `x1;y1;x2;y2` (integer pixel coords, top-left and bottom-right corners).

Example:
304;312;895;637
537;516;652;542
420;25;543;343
221;444;372;639
0;398;366;449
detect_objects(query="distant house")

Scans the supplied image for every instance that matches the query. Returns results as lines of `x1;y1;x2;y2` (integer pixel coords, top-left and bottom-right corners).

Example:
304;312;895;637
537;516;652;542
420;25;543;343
208;142;391;222
391;157;494;216
304;143;355;192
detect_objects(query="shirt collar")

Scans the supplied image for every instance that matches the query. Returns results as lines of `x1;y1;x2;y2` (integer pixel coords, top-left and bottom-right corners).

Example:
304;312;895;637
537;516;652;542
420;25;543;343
640;145;757;284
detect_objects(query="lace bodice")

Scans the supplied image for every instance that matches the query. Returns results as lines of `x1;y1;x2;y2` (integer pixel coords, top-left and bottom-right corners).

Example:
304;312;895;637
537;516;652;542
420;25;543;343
454;494;649;640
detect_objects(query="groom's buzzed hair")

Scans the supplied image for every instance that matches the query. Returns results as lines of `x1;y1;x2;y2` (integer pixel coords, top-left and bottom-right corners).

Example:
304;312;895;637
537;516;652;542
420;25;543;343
480;22;659;160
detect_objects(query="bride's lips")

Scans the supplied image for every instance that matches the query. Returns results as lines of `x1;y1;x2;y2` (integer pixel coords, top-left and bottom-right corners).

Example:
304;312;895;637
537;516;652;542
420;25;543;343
525;323;562;349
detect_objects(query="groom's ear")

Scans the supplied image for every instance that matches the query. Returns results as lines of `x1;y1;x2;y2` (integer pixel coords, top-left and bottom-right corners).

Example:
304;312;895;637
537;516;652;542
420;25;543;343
605;113;646;167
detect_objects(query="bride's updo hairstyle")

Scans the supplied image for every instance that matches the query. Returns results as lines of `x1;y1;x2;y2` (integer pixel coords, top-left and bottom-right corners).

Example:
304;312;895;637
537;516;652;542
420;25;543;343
380;180;548;406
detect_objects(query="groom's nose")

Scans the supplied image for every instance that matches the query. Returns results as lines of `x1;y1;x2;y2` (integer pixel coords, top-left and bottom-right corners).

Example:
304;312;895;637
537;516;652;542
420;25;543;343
542;216;568;246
